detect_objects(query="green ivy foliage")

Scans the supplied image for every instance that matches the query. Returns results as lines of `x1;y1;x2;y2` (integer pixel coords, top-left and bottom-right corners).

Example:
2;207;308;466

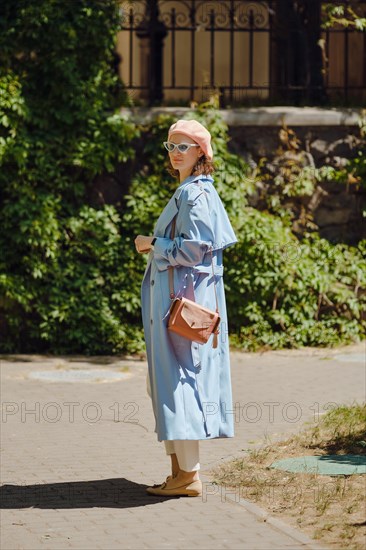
0;0;141;353
226;210;365;350
0;2;364;354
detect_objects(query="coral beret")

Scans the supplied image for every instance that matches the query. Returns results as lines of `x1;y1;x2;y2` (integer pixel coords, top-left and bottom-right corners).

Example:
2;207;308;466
168;119;213;160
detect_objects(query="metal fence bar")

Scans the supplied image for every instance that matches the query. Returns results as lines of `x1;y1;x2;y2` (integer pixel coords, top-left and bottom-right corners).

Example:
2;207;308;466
128;8;133;88
325;27;329;89
190;2;196;101
248;7;254;88
268;0;274;100
171;8;176;88
344;26;349;102
210;8;215;87
119;0;366;105
229;1;234;104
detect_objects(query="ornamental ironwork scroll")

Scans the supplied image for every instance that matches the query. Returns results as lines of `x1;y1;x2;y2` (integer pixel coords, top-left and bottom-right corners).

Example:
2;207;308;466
118;1;366;106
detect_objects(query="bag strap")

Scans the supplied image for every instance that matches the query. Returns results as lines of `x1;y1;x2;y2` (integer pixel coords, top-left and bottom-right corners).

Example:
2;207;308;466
168;215;219;315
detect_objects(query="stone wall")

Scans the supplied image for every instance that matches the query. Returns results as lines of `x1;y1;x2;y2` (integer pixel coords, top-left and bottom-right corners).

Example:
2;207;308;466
228;124;366;244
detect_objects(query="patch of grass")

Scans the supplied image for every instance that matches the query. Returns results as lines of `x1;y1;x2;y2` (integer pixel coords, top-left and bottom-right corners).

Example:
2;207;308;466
210;403;366;550
298;402;366;455
118;366;130;373
55;363;67;370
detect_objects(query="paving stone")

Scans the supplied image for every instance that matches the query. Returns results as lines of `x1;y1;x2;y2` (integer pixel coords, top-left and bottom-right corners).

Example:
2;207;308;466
1;342;364;550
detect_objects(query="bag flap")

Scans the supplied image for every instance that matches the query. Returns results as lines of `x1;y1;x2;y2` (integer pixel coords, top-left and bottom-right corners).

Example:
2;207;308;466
180;299;216;328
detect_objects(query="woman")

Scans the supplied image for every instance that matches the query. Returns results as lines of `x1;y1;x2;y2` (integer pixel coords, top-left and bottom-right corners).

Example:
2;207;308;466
135;119;237;497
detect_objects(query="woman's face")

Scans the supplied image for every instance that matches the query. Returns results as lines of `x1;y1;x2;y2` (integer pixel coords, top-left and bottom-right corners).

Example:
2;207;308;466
167;133;203;176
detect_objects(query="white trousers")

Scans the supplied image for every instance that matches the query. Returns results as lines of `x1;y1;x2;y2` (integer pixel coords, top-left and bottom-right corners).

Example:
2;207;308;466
146;371;200;472
164;440;200;471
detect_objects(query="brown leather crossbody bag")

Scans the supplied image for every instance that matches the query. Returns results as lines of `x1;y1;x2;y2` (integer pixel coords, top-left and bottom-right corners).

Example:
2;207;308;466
167;216;220;348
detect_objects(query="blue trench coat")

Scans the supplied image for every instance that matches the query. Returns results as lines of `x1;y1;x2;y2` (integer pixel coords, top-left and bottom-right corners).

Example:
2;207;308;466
141;173;237;441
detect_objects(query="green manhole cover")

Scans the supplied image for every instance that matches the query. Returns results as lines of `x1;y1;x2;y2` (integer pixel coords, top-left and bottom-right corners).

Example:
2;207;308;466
29;369;129;383
270;455;366;476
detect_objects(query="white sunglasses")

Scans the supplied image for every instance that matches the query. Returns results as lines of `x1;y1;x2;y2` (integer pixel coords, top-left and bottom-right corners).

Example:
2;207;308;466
163;141;200;154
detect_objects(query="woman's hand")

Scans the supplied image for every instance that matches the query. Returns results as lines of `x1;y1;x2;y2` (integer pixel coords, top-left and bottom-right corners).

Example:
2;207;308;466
135;235;154;254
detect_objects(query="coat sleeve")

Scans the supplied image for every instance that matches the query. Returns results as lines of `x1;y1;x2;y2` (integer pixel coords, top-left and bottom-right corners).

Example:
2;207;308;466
153;188;215;272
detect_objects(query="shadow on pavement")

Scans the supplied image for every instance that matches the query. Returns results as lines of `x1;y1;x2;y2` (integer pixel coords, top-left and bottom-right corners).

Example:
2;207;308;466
0;478;182;508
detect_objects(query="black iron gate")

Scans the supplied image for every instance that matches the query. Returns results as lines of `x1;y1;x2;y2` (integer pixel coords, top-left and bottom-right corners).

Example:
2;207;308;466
119;0;366;106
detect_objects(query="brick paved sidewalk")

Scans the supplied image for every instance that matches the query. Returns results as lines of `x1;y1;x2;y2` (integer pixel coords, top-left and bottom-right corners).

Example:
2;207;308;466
1;342;364;550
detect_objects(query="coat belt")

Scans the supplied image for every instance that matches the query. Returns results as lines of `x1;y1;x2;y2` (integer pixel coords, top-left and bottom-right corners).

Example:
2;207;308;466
192;265;224;276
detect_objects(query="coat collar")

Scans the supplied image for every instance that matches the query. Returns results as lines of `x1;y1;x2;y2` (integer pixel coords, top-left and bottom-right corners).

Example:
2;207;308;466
175;173;213;200
153;174;214;236
176;173;214;188
154;174;213;237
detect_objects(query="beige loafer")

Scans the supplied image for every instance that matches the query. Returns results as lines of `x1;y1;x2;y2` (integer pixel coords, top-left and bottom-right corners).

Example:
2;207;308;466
148;474;174;489
146;479;202;497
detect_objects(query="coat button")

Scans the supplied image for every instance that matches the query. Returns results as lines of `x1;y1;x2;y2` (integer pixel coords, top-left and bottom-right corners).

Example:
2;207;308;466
150;319;153;325
151;280;155;286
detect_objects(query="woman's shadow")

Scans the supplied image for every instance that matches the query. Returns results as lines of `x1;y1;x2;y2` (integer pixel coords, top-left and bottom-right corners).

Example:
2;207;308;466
0;478;183;509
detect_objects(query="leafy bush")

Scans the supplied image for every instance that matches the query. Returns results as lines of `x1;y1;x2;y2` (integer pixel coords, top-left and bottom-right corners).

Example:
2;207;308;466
0;0;141;353
226;211;365;349
0;2;364;354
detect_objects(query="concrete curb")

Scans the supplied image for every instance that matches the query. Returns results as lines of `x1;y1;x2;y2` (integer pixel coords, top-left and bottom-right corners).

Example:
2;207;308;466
199;471;330;550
